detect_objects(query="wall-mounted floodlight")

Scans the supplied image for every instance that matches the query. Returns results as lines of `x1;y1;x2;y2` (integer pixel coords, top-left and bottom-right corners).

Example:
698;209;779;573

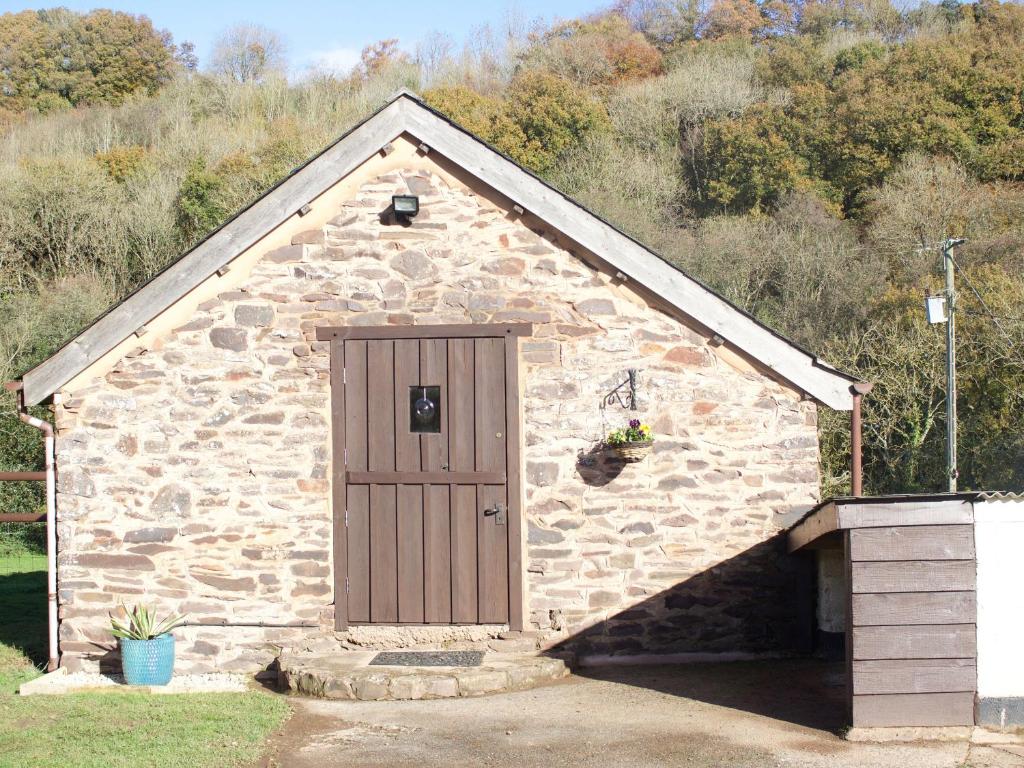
925;293;947;324
392;195;419;221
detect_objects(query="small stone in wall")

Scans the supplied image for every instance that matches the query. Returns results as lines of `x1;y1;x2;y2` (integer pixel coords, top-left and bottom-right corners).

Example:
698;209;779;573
620;521;655;535
405;175;436;195
152;484;191;516
292;229;325;246
123;527;177;544
234;305;275;327
664;346;706;366
75;552;154;571
526;461;559;487
191;571;256;591
390;249;434;279
482;257;525;276
656;476;698;491
265;244;304;263
58;469;95;498
209;328;247;351
574;298;616;317
116;435;138;457
527;524;564;545
328;212;358;227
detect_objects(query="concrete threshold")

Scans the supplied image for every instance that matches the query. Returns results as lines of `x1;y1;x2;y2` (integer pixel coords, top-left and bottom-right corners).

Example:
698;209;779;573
278;650;570;701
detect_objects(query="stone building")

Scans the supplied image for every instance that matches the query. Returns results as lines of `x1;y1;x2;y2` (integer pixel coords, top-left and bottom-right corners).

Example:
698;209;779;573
16;92;861;674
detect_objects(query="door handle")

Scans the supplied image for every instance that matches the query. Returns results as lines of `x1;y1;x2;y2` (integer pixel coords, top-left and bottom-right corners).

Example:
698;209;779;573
483;503;506;525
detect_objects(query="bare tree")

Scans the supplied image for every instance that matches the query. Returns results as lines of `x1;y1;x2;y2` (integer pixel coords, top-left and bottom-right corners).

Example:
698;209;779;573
209;24;287;83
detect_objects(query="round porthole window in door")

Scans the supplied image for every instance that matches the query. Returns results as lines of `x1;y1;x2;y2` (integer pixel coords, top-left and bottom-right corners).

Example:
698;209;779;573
410;386;442;433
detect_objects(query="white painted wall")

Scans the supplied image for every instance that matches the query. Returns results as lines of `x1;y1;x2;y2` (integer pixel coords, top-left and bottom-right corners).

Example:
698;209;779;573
975;499;1024;697
817;548;845;633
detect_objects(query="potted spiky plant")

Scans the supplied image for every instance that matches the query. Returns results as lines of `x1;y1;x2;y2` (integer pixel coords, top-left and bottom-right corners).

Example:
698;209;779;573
606;419;654;462
110;603;187;686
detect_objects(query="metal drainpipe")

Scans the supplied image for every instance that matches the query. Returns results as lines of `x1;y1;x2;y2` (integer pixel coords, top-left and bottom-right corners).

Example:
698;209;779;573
850;382;873;497
15;386;59;671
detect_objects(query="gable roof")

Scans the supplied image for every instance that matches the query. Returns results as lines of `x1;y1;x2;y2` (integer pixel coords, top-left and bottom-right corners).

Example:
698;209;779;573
20;90;861;410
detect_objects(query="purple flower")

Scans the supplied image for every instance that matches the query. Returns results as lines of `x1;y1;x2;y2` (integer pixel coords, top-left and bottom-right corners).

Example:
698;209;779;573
629;419;641;428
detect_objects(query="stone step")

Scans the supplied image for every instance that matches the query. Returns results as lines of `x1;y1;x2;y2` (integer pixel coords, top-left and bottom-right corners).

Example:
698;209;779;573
279;650;570;701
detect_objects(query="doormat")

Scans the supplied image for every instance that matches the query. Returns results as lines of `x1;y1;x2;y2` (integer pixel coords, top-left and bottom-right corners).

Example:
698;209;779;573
369;650;485;667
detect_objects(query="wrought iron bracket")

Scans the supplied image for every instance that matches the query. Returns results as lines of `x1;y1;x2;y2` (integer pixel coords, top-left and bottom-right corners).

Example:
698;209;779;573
601;369;639;411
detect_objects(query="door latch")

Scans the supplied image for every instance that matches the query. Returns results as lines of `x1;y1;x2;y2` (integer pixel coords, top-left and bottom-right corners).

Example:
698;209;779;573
484;502;506;525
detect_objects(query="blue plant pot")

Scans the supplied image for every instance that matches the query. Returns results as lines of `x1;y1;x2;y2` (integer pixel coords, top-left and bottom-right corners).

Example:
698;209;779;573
120;633;175;686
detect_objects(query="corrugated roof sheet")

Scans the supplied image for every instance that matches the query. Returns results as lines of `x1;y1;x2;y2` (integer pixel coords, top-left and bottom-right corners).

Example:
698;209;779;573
977;491;1024;502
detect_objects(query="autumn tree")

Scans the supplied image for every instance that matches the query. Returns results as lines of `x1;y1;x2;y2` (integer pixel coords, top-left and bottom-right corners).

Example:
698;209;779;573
613;0;703;49
522;14;663;87
0;8;176;112
356;39;410;79
699;0;768;39
209;24;287;83
426;73;609;173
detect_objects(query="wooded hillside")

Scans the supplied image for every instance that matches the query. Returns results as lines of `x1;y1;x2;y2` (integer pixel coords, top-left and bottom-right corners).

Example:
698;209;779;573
0;0;1022;511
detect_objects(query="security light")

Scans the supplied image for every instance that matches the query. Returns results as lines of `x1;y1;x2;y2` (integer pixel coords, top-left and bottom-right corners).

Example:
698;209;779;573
392;195;419;220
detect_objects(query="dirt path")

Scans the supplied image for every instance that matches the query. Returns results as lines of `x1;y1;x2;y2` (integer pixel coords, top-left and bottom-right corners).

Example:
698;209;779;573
257;662;1024;768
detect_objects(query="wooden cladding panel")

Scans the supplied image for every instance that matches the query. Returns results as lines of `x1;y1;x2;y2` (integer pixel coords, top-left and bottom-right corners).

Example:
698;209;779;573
838;501;973;529
852;659;976;695
451;485;478;623
474;338;506;473
366;341;395;472
423;485;452;623
852;591;975;626
369;484;398;623
448;340;475;473
346;485;371;623
852;692;975;727
852;624;976;660
344;341;368;472
394;339;420;473
851;560;975;594
478;483;509;623
419;339;449;472
396;484;425;624
849;525;974;562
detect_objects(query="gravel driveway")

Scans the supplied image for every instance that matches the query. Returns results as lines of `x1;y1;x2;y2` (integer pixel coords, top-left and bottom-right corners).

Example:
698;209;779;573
260;660;1024;768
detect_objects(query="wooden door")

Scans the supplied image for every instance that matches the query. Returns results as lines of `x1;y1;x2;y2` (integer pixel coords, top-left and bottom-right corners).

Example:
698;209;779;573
327;325;528;629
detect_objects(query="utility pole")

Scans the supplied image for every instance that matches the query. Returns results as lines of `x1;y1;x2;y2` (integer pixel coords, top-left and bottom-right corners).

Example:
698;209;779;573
942;238;965;492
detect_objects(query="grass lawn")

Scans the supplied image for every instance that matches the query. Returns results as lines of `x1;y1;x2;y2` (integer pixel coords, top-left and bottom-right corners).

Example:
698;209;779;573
0;559;291;768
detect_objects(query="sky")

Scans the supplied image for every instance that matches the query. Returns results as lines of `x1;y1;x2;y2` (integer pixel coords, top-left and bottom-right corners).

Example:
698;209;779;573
0;1;604;76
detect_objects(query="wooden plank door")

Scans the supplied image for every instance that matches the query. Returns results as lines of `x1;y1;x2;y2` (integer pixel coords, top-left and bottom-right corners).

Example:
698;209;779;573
331;327;523;628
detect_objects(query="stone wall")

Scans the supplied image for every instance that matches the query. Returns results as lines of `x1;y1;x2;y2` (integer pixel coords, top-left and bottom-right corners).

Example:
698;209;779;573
53;161;820;673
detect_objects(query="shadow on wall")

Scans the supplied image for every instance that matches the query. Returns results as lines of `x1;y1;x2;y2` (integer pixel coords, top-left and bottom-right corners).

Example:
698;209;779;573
575;444;625;487
549;534;814;659
546;536;845;730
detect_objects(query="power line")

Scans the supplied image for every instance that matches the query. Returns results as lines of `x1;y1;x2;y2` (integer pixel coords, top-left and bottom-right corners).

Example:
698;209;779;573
949;253;1020;350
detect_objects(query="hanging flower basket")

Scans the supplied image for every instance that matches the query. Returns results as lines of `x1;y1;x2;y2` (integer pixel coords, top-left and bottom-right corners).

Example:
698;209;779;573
610;440;654;462
606;419;654;463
